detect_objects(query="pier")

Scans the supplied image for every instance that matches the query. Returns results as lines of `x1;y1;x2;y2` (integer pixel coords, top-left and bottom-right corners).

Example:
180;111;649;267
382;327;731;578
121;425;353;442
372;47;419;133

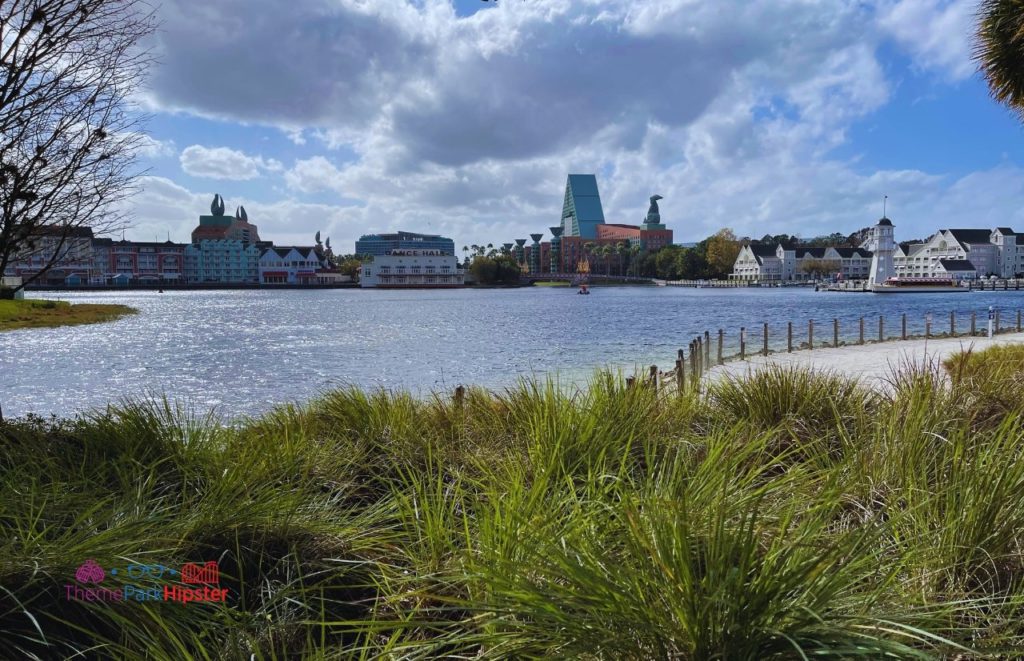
627;306;1024;393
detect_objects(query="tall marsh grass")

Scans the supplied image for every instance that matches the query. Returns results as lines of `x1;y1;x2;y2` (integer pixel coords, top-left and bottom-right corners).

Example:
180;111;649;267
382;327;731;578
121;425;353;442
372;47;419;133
3;348;1024;658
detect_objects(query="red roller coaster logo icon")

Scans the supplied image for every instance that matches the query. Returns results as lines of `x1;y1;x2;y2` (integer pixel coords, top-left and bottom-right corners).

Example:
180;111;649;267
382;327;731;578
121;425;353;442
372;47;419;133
181;561;219;585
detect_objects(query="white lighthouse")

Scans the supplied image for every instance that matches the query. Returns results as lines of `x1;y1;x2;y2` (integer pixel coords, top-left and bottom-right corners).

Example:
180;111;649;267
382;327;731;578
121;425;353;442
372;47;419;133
867;216;895;286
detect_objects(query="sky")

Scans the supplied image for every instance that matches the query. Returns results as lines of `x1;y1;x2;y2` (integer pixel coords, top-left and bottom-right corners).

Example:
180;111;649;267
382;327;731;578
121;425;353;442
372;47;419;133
120;0;1024;251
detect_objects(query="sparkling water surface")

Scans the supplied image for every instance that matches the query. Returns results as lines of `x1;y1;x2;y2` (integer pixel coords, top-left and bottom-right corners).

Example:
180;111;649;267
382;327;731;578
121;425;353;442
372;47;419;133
2;286;1023;419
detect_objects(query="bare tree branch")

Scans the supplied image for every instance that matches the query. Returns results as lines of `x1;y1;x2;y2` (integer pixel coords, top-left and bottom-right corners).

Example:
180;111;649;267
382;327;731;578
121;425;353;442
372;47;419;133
0;0;155;297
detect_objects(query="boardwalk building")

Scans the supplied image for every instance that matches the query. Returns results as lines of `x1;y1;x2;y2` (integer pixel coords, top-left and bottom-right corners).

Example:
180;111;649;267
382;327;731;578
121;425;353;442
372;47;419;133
258;246;333;284
360;249;464;288
355;232;455;257
893;228;1022;279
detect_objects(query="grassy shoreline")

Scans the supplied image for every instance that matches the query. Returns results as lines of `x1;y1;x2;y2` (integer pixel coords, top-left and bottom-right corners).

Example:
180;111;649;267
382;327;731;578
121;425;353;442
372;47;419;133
0;298;137;331
3;347;1024;657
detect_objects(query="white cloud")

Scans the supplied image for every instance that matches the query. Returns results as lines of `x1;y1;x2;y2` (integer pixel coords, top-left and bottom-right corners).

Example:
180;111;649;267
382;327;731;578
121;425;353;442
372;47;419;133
136;135;177;159
284;156;345;194
179;145;283;180
123;0;1024;251
877;0;978;80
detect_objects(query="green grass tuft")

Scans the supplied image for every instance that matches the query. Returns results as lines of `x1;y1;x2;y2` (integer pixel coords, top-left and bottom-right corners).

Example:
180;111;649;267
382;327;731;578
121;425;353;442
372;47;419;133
3;347;1024;657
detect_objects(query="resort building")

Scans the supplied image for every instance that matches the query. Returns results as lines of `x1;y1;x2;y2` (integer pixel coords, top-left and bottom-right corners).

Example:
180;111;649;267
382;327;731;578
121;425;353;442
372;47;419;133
184;240;260;283
934;259;978;281
5;226;95;285
511;175;674;275
258;246;332;284
892;228;1022;279
355;231;455;257
191;197;261;244
732;244;784;281
731;243;873;282
4;195;342;287
561;174;607;240
360;249;464;288
91;239;188;284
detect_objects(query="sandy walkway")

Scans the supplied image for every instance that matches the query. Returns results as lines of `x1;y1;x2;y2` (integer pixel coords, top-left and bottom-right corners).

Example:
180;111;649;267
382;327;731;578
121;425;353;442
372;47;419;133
708;332;1024;388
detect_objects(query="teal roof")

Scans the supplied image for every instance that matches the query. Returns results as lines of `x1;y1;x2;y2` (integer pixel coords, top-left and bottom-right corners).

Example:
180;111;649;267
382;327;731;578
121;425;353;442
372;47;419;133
198;215;232;228
561;174;605;239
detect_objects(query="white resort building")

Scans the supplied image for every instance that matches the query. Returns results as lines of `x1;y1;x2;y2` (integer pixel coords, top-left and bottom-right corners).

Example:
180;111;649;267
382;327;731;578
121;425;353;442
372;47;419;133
892;228;1021;279
360;250;465;288
732;219;1024;283
258;246;344;285
731;244;873;282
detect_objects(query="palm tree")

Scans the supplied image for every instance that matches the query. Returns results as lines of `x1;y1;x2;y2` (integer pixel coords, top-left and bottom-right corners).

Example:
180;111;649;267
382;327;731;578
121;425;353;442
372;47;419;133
599;245;612;276
628;245;640;276
617;242;630;276
975;0;1024;119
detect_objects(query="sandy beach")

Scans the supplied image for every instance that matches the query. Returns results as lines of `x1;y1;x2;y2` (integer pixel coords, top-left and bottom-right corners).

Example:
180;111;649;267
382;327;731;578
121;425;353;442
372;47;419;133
708;331;1024;388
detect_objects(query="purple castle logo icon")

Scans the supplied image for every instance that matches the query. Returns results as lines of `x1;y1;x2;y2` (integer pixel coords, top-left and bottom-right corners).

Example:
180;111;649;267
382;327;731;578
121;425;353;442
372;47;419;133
75;559;105;584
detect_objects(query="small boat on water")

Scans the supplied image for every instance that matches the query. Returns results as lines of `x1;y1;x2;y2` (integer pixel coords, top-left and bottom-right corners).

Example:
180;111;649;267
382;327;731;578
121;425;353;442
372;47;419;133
870;277;966;293
578;283;590;295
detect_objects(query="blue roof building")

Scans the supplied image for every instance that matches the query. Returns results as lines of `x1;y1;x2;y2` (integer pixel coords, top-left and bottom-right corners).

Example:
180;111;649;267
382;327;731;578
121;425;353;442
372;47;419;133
355;231;455;257
560;174;606;240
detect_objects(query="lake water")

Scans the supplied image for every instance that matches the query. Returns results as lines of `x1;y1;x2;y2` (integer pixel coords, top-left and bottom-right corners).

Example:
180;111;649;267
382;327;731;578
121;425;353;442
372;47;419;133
3;286;1024;420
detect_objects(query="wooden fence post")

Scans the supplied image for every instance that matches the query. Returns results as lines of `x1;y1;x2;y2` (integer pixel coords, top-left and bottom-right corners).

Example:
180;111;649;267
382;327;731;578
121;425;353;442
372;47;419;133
901;313;907;340
833;318;839;347
1018;310;1022;333
649;364;658;393
859;317;864;345
705;330;711;368
996;309;1001;334
787;321;793;352
717;329;723;365
675;358;684;391
697;338;703;373
740;327;746;360
950;310;955;336
808;319;814;350
763;322;769;356
454;385;465;409
971;311;976;336
925;314;931;339
878;316;884;342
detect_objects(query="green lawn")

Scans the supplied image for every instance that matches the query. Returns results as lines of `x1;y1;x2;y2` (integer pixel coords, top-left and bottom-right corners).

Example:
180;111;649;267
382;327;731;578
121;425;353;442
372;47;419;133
0;298;137;331
3;346;1024;658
